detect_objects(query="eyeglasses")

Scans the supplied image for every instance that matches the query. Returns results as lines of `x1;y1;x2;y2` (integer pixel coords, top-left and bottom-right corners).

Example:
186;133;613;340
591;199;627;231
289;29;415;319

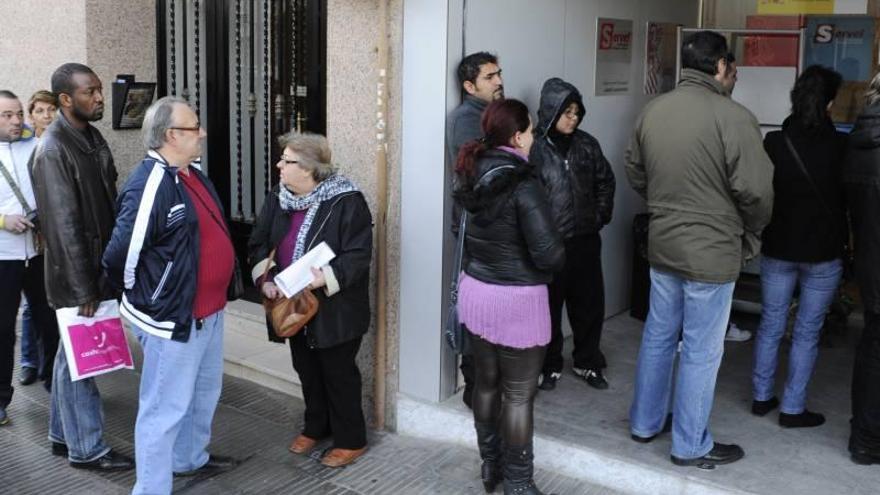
169;124;201;132
279;155;299;166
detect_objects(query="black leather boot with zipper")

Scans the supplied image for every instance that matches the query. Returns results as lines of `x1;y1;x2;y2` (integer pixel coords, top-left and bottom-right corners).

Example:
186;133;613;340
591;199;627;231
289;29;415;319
475;421;504;493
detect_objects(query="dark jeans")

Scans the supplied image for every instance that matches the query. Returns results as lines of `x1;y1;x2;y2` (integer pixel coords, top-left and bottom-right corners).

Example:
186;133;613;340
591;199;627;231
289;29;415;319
288;333;367;449
851;310;880;454
543;233;607;374
470;331;545;447
0;256;59;407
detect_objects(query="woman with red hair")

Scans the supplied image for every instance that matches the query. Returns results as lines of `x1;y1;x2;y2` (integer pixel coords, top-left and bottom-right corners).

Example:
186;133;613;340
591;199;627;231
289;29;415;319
454;98;564;495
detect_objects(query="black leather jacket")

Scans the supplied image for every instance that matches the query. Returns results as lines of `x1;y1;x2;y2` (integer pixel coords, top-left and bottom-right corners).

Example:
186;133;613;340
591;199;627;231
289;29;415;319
454;149;565;285
31;112;119;308
845;103;880;312
530;78;615;238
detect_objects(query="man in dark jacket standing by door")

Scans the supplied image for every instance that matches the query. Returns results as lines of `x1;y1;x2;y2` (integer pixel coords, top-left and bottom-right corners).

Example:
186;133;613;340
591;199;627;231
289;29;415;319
445;52;504;409
625;31;773;468
843;75;880;466
31;63;134;472
531;78;615;391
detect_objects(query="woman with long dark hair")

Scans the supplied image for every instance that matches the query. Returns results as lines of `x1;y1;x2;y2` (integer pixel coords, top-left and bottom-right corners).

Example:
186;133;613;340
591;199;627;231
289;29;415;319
454;99;564;495
751;65;847;428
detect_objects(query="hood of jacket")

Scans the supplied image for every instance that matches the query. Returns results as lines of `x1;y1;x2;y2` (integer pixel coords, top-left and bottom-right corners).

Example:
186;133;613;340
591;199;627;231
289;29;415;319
849;102;880;150
536;78;585;138
454;148;532;215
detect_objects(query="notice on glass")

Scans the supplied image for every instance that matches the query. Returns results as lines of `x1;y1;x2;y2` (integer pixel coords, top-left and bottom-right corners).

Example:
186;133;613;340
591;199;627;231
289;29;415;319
596;18;634;96
644;22;679;95
274;242;336;298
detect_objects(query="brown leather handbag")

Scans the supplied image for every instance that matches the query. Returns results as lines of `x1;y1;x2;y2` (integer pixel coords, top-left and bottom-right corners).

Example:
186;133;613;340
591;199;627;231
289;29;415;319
261;249;319;338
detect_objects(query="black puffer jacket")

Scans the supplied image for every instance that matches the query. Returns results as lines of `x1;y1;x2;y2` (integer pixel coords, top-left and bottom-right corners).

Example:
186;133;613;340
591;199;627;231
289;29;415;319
454;149;565;285
530;78;615;238
844;103;880;312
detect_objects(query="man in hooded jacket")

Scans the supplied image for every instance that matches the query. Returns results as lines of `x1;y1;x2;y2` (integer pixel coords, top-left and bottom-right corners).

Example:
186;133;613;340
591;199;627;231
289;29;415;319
530;78;615;391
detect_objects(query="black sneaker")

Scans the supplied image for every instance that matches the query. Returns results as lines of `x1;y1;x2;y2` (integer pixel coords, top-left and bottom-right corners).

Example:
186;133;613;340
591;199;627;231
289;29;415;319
851;449;880;465
671;442;745;470
779;410;825;428
538;371;561;391
573;367;609;390
751;397;779;416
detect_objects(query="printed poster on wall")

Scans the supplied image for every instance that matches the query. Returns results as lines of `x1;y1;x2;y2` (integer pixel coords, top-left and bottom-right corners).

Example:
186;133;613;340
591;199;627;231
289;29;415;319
596;18;633;96
804;15;875;81
644;22;679;95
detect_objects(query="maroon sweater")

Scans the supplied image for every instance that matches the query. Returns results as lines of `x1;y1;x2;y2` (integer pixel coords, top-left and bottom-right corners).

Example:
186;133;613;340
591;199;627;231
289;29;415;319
179;170;235;318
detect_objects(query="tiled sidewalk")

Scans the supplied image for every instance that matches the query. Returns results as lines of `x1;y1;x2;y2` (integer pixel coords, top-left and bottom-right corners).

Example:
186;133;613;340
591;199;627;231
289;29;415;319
0;340;615;495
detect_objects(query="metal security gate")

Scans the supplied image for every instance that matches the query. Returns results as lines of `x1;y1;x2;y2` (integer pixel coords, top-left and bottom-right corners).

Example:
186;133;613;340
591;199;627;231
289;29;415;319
157;0;326;298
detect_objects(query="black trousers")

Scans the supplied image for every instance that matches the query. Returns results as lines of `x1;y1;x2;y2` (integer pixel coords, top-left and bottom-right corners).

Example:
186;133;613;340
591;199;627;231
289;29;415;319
543;233;607;374
0;256;59;407
288;332;367;449
470;331;545;447
851;310;880;454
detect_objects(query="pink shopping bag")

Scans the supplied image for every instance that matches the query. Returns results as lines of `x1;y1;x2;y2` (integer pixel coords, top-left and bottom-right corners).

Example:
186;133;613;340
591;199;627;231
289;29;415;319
56;300;134;381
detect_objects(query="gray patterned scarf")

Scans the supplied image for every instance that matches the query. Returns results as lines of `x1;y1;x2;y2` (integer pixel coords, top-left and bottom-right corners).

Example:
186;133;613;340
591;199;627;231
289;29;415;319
278;174;358;262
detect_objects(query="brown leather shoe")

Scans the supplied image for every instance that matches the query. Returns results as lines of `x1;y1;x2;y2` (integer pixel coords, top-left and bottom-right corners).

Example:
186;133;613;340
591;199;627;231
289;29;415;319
288;434;319;454
320;447;367;468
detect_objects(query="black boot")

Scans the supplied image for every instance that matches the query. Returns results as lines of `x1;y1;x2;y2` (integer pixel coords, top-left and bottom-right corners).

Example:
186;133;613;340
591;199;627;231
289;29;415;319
502;444;554;495
475;422;503;493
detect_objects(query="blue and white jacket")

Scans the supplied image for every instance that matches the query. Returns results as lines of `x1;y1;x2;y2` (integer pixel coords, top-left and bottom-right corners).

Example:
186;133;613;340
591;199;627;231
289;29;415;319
102;150;227;342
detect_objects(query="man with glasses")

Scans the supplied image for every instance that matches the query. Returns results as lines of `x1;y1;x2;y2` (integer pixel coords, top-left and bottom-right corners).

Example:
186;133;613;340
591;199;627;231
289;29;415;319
102;96;237;494
625;31;772;469
32;63;134;472
530;78;616;392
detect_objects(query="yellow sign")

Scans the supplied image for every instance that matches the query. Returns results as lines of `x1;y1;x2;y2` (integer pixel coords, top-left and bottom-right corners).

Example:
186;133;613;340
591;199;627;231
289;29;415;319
757;0;835;14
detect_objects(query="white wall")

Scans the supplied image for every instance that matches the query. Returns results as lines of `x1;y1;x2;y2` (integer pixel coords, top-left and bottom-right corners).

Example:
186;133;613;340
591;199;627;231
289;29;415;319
460;0;699;316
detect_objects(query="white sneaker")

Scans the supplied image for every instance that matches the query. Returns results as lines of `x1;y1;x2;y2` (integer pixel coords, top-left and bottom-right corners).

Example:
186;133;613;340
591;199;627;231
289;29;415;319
725;322;753;342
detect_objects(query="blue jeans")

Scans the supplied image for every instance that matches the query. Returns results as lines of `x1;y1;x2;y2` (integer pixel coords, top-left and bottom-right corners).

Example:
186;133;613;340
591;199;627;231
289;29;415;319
48;342;111;462
752;256;842;414
630;269;735;459
132;311;224;495
19;299;41;370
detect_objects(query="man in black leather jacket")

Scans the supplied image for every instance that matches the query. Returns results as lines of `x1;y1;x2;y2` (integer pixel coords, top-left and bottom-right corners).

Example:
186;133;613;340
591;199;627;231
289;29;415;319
530;78;615;391
31;63;133;472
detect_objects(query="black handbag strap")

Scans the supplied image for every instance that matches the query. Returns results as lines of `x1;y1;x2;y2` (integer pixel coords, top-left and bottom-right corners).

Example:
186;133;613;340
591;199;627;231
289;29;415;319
783;133;834;220
0;158;35;215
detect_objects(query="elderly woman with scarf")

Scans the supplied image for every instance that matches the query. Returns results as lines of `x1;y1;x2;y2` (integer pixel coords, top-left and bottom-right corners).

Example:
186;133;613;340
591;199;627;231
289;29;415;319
248;132;373;469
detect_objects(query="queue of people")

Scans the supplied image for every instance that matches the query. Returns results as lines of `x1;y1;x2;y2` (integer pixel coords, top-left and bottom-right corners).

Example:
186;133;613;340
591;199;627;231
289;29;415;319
3;26;880;495
446;30;880;493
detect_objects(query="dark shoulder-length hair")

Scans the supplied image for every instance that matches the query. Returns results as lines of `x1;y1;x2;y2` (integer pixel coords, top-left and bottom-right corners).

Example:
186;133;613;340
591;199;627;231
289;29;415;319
455;98;530;177
791;65;842;131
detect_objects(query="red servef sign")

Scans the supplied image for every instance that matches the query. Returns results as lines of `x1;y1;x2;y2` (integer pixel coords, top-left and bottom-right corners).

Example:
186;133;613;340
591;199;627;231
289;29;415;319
600;23;614;49
599;22;632;50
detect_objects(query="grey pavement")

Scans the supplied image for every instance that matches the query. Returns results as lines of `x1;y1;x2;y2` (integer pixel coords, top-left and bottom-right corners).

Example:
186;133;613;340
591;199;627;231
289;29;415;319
442;311;880;495
0;331;616;495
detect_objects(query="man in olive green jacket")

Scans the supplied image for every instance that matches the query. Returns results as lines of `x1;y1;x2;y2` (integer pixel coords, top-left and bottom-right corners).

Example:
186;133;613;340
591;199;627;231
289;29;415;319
625;31;773;469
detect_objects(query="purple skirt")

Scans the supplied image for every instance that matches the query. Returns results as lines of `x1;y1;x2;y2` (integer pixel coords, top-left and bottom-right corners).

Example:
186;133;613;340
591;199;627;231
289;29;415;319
457;272;551;349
